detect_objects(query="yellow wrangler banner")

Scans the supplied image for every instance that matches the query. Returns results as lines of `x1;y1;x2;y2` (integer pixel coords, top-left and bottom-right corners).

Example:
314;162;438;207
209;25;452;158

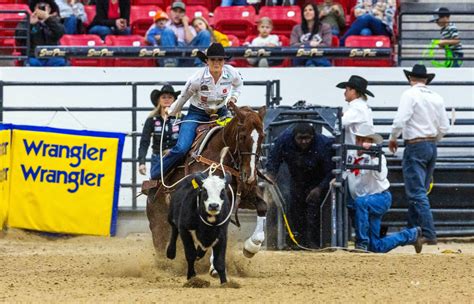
0;124;12;229
6;125;125;236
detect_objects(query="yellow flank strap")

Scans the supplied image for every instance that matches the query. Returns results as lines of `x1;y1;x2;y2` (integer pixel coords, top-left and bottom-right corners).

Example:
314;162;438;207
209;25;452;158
282;213;299;245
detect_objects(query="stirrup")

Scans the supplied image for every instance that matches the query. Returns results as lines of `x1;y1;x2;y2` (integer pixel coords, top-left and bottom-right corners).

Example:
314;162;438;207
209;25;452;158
141;179;159;196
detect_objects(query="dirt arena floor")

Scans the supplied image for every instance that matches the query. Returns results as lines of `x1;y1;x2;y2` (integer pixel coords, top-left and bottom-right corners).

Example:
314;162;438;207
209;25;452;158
0;229;473;303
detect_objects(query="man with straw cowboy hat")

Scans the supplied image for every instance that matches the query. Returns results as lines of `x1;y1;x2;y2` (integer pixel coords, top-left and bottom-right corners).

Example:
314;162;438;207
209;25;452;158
389;64;450;246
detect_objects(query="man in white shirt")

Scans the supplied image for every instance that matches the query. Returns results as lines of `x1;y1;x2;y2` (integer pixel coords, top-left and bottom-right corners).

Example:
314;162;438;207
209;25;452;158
389;64;450;245
336;75;375;145
348;124;423;253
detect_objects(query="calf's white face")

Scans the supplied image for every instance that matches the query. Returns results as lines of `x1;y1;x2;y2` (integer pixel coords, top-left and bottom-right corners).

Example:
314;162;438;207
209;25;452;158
201;175;227;215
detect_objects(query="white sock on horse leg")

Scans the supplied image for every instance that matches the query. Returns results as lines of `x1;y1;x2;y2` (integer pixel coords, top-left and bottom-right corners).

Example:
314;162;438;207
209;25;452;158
251;216;266;243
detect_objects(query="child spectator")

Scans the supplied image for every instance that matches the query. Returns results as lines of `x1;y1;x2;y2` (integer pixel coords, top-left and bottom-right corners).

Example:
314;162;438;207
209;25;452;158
340;0;396;46
347;124;423;253
55;0;88;34
318;0;345;36
430;7;463;68
88;0;131;40
246;17;281;67
290;3;332;67
146;11;169;46
191;16;230;47
15;0;67;66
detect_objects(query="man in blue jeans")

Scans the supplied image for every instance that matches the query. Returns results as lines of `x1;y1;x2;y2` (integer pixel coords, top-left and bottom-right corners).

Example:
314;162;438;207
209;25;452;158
348;124;423;253
389;64;450;246
159;1;211;67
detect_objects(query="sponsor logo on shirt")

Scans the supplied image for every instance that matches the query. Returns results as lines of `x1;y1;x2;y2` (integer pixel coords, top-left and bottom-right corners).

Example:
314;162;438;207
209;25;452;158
200;85;209;91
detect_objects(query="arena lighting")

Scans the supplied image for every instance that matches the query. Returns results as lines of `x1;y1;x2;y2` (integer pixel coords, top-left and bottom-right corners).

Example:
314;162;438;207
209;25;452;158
34;46;392;59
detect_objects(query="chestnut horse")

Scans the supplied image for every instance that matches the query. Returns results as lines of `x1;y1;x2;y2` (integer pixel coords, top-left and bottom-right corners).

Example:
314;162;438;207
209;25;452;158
146;102;267;258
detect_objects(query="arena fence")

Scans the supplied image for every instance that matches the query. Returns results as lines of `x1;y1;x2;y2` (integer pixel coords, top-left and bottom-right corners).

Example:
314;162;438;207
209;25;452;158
0;10;30;61
0;80;281;209
398;11;474;67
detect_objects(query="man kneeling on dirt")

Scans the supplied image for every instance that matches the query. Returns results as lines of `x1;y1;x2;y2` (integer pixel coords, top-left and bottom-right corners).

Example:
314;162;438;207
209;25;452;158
266;123;334;248
347;124;423;253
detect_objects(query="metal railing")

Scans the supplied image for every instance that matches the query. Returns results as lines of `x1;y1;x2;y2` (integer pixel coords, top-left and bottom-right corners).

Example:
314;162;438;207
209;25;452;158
0;80;281;209
0;10;30;61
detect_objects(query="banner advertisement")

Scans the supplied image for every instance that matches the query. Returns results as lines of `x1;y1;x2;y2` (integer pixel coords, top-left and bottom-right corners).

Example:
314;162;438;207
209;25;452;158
0;124;12;229
6;125;125;236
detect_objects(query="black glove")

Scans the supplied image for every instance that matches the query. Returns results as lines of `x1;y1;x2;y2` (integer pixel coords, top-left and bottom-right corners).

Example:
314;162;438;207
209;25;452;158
306;186;322;204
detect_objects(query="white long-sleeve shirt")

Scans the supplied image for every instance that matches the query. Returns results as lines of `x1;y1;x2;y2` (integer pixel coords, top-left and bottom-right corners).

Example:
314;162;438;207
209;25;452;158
390;83;450;141
347;154;390;199
341;98;374;145
168;65;243;116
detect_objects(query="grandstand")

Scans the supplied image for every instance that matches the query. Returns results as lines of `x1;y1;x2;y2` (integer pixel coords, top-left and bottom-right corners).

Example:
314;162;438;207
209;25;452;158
0;0;472;67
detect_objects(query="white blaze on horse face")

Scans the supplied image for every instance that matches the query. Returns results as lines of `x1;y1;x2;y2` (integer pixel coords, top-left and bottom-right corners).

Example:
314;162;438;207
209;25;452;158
202;175;226;215
248;129;259;183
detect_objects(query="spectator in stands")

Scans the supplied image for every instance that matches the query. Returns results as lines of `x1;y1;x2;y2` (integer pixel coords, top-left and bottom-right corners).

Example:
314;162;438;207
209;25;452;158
191;17;230;47
145;11;169;46
347;124;423;253
336;75;374;145
340;0;396;46
246;17;281;67
220;0;247;7
265;123;334;248
88;0;130;40
158;1;211;67
55;0;88;34
430;7;464;68
138;84;182;180
290;3;332;67
317;0;346;36
15;0;67;66
389;64;450;247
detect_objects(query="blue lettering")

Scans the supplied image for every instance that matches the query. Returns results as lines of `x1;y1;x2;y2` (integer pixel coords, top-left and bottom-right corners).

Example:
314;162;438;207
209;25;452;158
21;164;41;181
23;139;43;156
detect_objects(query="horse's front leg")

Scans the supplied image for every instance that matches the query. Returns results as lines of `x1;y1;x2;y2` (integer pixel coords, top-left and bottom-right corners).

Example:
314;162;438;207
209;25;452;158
243;196;267;258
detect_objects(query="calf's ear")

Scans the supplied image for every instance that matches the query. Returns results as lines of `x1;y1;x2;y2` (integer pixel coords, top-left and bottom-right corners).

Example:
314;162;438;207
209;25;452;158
193;172;208;188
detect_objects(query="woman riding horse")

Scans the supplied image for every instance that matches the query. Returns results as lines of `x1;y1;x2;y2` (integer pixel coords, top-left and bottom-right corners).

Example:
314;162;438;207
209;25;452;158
150;42;243;180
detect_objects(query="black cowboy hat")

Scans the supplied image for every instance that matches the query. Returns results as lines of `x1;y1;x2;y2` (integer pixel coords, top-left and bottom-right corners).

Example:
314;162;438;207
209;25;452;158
336;75;374;97
150;84;181;106
403;64;435;84
29;0;59;15
196;43;231;63
429;7;450;22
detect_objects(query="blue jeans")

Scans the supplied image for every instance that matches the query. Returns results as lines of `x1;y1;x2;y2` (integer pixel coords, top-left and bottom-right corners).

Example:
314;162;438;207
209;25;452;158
292;57;332;67
150;105;227;179
402;141;437;241
28;57;67;66
340;14;391;46
451;52;463;68
88;25;131;40
63;15;78;34
160;29;211;67
220;0;247;6
354;191;418;252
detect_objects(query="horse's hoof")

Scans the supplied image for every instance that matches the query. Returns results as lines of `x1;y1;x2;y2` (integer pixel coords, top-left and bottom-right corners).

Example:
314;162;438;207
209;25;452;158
166;244;176;260
243;238;261;258
209;265;218;278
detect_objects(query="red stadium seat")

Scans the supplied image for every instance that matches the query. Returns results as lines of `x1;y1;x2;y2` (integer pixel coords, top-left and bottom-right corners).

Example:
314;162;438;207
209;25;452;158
213;6;256;42
83;5;96;28
258;6;301;37
335;35;393;67
60;34;105;66
105;35;155;67
226;34;240;47
0;4;30;47
131;0;168;8
130;5;161;36
166;5;209;20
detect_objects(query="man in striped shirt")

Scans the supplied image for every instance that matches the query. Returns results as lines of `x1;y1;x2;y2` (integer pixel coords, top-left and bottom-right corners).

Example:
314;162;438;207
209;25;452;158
430;7;463;68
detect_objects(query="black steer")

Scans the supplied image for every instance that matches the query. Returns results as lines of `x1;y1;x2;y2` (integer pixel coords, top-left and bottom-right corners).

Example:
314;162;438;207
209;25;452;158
166;171;232;284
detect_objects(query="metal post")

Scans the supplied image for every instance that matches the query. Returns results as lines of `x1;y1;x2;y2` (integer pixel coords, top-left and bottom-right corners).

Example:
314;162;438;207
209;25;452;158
131;84;138;209
397;13;403;67
0;81;3;122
